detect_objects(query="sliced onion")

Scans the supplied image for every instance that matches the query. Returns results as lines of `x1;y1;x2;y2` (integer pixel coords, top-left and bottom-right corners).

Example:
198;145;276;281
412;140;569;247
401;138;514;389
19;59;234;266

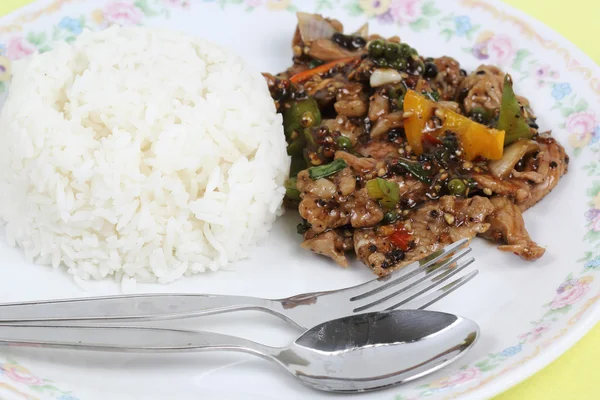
352;22;369;38
297;12;338;43
370;68;403;87
488;140;539;178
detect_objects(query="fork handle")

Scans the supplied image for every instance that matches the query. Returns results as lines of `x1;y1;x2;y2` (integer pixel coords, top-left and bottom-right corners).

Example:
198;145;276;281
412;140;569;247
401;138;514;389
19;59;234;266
0;324;273;355
0;294;277;324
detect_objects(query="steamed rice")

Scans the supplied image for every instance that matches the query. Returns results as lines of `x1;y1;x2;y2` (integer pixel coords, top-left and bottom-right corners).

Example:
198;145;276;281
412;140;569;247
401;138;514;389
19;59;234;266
0;26;289;283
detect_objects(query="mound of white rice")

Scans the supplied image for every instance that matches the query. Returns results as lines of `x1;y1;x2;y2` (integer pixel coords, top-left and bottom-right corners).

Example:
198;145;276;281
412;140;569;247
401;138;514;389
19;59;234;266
0;26;289;284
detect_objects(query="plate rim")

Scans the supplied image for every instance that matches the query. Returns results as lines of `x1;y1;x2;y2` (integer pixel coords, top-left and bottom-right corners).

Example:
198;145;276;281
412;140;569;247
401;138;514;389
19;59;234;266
0;0;597;399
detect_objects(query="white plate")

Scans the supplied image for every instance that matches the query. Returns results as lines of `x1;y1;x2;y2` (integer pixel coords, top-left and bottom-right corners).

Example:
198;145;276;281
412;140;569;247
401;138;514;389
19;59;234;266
0;0;598;399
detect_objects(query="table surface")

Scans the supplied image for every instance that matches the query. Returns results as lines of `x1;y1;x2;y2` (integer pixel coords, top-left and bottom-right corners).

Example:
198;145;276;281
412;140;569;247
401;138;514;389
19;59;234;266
0;0;598;399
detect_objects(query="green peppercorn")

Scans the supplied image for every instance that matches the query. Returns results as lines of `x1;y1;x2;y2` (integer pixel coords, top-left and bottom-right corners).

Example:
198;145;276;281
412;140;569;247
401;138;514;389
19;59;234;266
398;43;411;57
374;58;389;67
448;179;467;196
470;107;491;125
368;39;385;58
384;42;402;61
389;59;402;71
412;59;425;75
382;210;398;224
337;136;353;150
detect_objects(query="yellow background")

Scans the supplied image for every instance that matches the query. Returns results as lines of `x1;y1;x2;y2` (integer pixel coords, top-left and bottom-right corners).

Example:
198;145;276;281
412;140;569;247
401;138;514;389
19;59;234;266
0;0;598;399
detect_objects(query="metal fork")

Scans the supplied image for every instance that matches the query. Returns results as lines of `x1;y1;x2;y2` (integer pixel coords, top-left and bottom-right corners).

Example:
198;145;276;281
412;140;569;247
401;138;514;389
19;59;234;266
0;239;477;330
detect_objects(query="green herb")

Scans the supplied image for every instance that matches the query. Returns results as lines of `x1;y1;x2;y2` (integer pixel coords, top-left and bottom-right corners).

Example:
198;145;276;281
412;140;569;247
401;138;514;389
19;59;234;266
308;59;324;69
283;98;321;139
497;74;533;145
397;157;432;184
296;220;311;234
447;178;466;196
285;178;300;200
308;159;347;180
366;178;400;209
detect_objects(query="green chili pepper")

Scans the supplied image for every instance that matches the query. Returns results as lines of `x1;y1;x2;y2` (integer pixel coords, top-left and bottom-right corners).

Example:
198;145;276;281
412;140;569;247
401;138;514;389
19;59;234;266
308;159;347;180
497;74;533;145
285;178;300;200
396;157;432;184
283;98;321;139
447;178;466;196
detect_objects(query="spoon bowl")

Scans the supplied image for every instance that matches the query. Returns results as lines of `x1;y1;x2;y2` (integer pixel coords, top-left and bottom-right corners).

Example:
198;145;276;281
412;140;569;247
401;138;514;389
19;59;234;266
0;309;479;393
276;310;479;392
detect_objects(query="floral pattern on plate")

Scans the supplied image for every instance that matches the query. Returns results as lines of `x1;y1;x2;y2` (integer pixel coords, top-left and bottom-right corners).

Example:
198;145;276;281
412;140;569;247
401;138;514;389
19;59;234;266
0;0;598;399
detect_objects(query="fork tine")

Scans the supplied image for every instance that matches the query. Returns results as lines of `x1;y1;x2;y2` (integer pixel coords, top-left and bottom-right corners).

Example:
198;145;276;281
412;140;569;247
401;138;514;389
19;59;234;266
349;238;470;301
351;248;471;308
352;256;474;313
400;270;479;310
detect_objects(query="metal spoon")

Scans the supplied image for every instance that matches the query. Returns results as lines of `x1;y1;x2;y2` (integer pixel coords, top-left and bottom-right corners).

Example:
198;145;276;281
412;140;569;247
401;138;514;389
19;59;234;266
0;309;479;393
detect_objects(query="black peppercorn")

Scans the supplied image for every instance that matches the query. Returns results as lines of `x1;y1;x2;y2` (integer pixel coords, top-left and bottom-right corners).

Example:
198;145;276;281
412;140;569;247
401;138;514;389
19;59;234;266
423;62;438;79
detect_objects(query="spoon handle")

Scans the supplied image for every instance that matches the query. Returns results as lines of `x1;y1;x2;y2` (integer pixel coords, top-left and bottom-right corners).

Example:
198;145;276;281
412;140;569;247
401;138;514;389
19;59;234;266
0;324;274;356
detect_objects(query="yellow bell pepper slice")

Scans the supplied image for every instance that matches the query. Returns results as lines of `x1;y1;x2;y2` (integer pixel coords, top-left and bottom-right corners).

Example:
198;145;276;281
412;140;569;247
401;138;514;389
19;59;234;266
403;90;505;161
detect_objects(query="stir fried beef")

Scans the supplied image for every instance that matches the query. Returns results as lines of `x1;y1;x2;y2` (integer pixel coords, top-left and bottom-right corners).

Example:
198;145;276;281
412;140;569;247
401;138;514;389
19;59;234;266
301;228;354;267
516;135;569;211
458;65;505;115
268;13;568;275
431;57;465;101
355;196;493;276
479;196;545;260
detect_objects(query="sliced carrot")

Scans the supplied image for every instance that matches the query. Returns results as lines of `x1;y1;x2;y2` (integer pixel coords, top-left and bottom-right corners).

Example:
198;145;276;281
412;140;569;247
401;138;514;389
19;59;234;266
289;56;360;84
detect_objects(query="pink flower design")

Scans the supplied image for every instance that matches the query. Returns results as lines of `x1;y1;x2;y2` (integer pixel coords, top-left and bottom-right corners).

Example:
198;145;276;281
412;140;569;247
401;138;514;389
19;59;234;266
429;367;480;389
103;1;143;26
163;0;190;7
5;37;35;60
550;278;592;309
389;0;422;24
2;363;43;386
518;323;551;343
566;111;598;135
485;34;514;65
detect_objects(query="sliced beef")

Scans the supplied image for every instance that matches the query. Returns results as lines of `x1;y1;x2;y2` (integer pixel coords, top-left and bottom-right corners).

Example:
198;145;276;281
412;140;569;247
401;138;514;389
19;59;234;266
432;56;465;101
457;65;505;115
334;151;378;178
354;196;494;276
479;196;545;261
356;140;401;159
301;228;354;267
516;135;568;211
297;167;383;233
